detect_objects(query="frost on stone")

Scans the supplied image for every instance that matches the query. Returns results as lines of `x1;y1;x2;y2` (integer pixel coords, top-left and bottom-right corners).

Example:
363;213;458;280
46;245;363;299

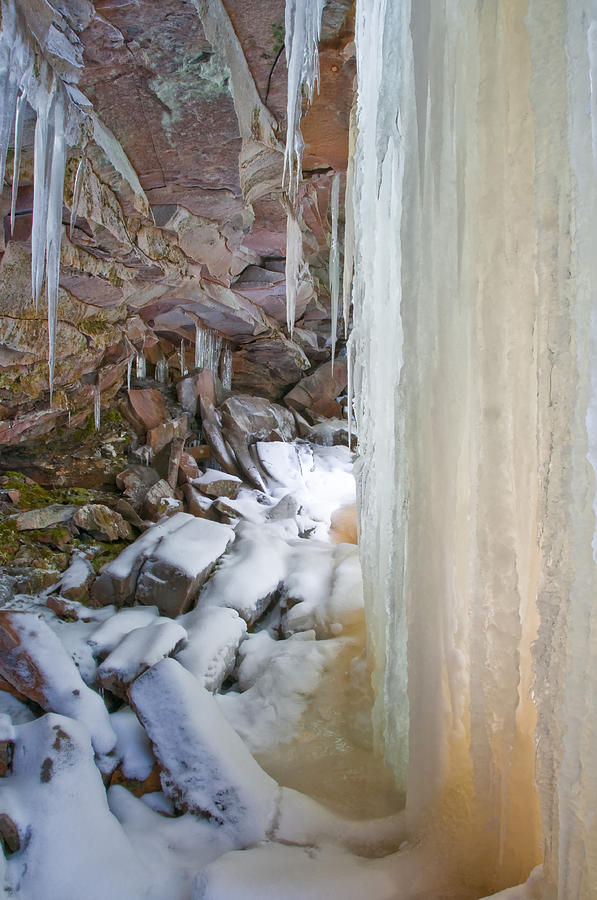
129;658;279;845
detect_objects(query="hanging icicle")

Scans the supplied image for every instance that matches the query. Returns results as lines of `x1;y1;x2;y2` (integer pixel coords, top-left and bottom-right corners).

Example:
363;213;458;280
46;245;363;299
329;171;341;368
69;153;88;240
135;352;146;379
179;339;186;377
194;322;203;370
285;206;303;336
283;0;326;199
155;357;169;384
46;88;67;404
93;383;101;432
342;103;357;338
127;356;133;390
221;346;233;390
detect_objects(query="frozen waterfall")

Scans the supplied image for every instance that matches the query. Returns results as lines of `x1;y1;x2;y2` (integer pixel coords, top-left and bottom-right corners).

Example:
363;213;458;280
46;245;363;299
351;0;597;897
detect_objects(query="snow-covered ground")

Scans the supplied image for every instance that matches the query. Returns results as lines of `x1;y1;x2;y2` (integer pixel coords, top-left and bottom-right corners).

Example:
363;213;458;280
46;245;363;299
0;441;413;899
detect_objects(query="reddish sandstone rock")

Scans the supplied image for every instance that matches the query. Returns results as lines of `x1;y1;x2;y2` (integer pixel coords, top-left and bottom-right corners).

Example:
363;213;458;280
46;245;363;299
126;389;169;433
284;358;348;422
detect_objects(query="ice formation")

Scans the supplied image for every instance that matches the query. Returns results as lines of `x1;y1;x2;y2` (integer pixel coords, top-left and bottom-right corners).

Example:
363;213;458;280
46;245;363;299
352;0;597;896
328;171;340;368
194;324;224;379
283;0;326;199
282;0;325;337
179;340;187;378
135;352;146;380
155;357;169;384
93;383;101;432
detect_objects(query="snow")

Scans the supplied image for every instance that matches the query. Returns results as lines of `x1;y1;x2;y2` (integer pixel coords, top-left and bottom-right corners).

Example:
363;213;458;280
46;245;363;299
129;658;279;845
87;606;161;658
101;512;192;580
144;518;234;580
198;521;289;624
56;554;94;595
98;619;188;691
176;606;247;692
193;468;242;486
3;714;155;900
0;612;116;759
192;842;398;900
217;630;342;753
110;706;155;781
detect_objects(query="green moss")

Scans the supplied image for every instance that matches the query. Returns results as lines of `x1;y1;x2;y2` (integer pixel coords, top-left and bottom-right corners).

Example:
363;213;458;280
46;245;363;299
91;540;130;573
0;519;19;566
1;471;96;509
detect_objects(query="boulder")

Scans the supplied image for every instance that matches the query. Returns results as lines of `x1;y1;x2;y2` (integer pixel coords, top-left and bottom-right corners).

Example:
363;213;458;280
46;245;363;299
115;465;160;510
128;658;278;844
283;358;348;421
198;395;240;477
97;620;188;698
177;451;200;484
220;395;297;442
90;513;194;607
54;555;96;602
176;368;217;418
73;504;133;542
124;389;169;434
0;611;116;757
192;468;242;499
177;606;247;692
146;415;189;454
181;484;218;520
15;505;77;531
135;518;234;618
142;479;178;520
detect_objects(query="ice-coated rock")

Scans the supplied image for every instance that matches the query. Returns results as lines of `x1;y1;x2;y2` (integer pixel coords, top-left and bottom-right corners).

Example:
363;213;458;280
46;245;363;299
90;513;193;607
177;606;247;692
0;611;116;758
129;658;279;844
3;714;153;898
98;619;188;697
135;518;234;618
198;522;289;625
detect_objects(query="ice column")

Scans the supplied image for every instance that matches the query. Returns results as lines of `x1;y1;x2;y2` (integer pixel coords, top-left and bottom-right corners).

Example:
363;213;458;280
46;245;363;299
220;346;232;390
352;0;597;895
283;0;325;336
328;171;340;367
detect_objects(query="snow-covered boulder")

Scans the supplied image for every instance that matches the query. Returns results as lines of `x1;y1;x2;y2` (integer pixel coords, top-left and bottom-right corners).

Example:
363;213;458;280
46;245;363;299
176;606;246;692
129;658;279;845
198;522;289;625
90;512;194;607
0;611;116;759
135;518;234;617
98;619;188;697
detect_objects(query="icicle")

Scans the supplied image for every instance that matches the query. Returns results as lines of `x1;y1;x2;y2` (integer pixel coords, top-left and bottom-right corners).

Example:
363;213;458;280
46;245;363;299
155;357;169;384
329;171;341;369
179;339;186;377
93;384;101;432
194;322;202;370
213;333;222;378
346;329;354;449
127;356;133;390
10;86;27;234
285;207;303;336
135;352;146;379
31;68;56;311
46;88;66;403
283;0;326;199
69;155;87;240
342;104;357;338
0;3;19;193
221;346;233;390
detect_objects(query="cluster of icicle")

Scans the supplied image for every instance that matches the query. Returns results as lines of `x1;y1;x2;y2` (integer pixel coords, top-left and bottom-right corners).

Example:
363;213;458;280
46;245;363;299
194;324;232;390
282;0;325;337
0;0;86;403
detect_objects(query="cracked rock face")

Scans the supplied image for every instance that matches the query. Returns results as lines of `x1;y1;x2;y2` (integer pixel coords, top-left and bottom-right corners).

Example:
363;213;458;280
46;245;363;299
0;0;354;445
